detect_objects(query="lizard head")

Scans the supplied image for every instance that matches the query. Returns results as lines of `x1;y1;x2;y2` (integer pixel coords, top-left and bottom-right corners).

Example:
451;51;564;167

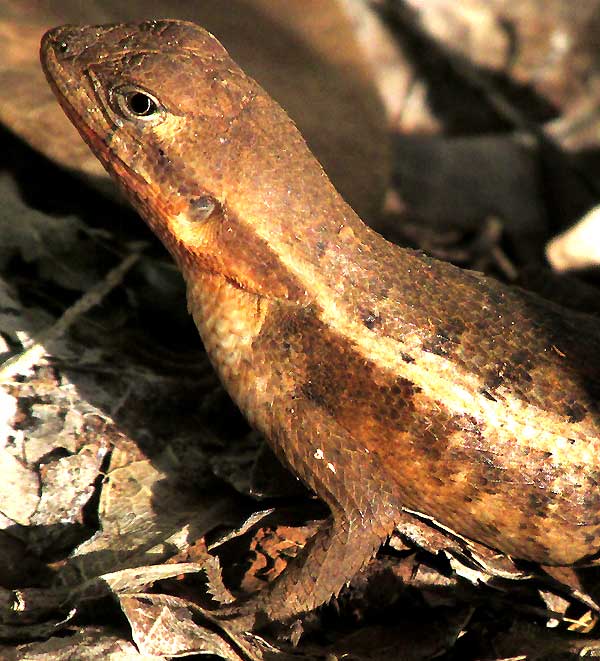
40;19;352;302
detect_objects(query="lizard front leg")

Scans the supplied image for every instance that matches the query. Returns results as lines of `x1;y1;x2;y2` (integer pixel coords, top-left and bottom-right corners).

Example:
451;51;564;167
214;400;400;632
215;511;389;633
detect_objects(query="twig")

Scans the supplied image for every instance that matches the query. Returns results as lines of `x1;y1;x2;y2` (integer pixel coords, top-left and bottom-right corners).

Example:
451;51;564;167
0;251;142;383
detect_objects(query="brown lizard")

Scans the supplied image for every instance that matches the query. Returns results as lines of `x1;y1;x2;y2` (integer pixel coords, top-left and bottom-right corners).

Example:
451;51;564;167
41;20;600;631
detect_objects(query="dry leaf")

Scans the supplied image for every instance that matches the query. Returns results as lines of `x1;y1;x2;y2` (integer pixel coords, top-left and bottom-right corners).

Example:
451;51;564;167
119;593;247;659
2;626;161;660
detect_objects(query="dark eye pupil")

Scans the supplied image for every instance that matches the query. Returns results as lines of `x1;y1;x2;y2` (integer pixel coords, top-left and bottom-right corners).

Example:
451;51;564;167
127;92;156;116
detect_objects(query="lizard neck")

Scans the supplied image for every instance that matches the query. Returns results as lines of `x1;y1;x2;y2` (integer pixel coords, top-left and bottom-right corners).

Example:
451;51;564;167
184;268;277;431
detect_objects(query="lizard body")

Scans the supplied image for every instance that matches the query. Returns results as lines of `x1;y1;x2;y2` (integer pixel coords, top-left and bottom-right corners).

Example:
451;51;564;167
41;20;600;629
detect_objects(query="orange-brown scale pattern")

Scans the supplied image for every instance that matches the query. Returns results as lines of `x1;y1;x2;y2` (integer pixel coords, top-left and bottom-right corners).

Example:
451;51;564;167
251;303;600;565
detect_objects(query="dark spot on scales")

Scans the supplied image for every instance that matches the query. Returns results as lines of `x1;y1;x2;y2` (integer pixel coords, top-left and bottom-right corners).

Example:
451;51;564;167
481;351;539;403
128;53;147;67
498;353;534;386
588;470;600;487
582;487;600;518
511;349;532;367
362;310;382;330
485;371;504;390
157;147;170;169
421;318;466;358
484;286;507;309
423;330;452;357
564;401;587;424
480;521;501;536
301;380;327;407
480;389;497;402
528;492;549;515
271;309;520;503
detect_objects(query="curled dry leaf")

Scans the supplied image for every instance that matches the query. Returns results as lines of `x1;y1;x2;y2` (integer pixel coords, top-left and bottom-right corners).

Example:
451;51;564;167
119;593;250;660
546;205;600;272
57;440;235;586
1;626;160;661
0;451;39;527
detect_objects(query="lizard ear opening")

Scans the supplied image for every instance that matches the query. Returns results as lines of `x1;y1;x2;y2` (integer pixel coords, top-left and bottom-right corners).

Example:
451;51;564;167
189;195;217;222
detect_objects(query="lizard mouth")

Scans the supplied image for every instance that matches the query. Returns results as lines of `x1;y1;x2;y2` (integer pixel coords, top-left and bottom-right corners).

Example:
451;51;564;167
40;28;115;170
40;28;159;210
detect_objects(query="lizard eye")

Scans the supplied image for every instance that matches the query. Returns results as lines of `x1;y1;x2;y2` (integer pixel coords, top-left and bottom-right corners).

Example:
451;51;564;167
112;85;162;122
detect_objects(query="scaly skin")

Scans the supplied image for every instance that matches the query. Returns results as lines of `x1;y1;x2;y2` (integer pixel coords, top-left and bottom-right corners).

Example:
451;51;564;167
41;20;600;630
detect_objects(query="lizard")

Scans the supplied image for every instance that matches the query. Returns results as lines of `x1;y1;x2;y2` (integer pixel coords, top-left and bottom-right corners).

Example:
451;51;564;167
40;19;600;631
